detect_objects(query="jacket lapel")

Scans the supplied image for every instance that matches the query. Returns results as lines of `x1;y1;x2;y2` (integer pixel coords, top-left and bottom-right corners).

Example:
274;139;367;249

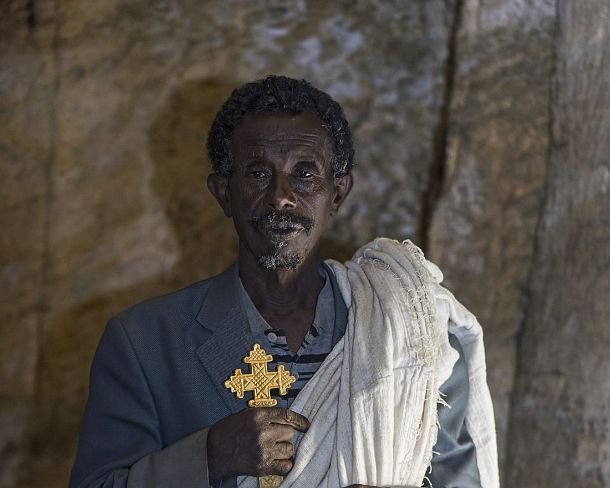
195;263;254;415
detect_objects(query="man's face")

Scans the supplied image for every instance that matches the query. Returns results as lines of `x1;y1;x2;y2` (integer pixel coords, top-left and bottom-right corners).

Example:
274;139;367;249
209;112;352;271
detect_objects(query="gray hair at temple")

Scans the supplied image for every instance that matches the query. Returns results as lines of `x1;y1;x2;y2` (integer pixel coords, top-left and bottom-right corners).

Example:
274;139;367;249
206;75;355;178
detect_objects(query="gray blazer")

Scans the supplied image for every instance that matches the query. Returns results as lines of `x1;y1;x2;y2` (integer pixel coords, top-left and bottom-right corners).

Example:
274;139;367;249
70;263;480;488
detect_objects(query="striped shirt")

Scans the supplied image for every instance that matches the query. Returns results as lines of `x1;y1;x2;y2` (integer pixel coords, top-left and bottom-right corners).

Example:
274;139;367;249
238;266;335;408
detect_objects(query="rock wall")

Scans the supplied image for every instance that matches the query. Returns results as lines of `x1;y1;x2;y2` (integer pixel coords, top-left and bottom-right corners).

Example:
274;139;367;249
1;2;56;486
427;0;555;472
505;1;610;486
0;1;608;487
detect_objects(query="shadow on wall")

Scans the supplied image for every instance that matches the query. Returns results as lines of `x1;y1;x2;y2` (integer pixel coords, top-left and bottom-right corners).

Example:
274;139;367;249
149;78;241;287
26;79;238;487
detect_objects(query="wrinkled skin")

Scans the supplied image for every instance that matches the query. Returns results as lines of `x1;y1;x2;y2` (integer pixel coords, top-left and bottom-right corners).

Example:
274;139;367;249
207;112;353;480
207;408;309;479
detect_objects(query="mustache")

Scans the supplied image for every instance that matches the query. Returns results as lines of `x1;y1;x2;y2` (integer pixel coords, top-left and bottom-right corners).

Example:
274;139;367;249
250;210;314;233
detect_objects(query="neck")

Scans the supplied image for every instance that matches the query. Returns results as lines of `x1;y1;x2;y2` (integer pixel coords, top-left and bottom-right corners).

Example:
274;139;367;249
238;244;324;317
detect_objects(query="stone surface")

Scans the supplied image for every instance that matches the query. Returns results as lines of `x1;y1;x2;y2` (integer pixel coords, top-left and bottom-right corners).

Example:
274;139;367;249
0;2;57;485
505;1;610;486
427;0;555;476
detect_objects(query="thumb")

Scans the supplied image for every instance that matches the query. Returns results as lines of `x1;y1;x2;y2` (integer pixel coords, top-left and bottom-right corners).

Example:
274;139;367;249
270;408;310;432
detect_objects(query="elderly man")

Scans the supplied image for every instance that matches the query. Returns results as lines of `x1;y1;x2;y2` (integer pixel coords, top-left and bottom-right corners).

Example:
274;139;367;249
70;76;498;488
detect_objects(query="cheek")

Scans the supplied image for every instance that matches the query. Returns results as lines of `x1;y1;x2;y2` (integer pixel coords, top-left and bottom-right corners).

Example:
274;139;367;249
307;196;336;225
234;178;269;205
231;180;260;207
227;190;252;228
294;180;335;206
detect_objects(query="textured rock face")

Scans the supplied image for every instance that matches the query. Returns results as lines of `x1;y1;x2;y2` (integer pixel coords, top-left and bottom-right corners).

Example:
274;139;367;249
0;3;56;486
427;0;555;475
505;1;610;486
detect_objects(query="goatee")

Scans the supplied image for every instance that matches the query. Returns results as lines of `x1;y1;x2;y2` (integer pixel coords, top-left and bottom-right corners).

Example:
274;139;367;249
257;241;304;271
251;209;312;270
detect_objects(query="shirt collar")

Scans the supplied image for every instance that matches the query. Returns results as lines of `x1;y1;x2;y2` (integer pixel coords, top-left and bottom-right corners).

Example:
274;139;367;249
237;265;334;337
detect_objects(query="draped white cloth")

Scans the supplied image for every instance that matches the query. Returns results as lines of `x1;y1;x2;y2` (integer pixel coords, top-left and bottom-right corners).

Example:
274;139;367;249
239;238;499;488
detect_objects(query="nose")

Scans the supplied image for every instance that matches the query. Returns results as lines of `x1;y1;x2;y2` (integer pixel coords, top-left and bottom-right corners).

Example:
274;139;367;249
268;173;296;210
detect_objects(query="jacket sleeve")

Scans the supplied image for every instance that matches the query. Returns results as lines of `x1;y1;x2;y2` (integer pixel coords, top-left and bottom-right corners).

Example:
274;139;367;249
69;317;212;488
425;333;482;488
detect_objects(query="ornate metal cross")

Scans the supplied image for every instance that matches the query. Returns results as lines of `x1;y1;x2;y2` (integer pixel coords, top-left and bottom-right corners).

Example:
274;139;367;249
224;343;297;488
224;343;296;408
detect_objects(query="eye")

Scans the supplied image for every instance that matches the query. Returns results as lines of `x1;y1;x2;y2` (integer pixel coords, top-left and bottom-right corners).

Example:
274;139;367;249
294;167;315;179
248;169;267;179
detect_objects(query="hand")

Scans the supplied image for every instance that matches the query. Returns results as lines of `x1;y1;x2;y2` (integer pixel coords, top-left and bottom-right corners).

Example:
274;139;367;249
207;407;309;480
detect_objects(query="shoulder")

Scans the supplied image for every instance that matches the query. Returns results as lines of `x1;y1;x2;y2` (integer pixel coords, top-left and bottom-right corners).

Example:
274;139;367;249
110;264;236;340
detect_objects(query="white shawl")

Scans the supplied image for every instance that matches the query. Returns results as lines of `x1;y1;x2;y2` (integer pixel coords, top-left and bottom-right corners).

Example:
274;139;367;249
240;238;499;488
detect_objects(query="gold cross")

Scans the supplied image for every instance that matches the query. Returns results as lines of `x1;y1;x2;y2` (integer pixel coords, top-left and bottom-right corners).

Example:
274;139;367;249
224;344;297;488
224;343;296;408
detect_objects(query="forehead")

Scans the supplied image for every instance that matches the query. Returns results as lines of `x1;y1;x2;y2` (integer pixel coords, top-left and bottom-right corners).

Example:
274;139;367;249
232;112;333;156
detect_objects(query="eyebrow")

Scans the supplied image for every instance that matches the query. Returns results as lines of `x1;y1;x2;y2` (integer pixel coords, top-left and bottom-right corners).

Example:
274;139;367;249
239;154;328;175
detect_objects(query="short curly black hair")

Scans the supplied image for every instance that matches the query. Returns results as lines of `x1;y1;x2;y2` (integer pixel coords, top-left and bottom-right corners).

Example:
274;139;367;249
206;75;354;178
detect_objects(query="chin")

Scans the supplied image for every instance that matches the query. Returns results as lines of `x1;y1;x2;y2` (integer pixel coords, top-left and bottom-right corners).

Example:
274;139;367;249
257;253;304;271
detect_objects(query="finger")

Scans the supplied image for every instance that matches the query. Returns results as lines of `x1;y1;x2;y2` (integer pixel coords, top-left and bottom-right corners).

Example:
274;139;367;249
271;441;294;459
269;408;310;432
262;458;293;476
258;423;293;447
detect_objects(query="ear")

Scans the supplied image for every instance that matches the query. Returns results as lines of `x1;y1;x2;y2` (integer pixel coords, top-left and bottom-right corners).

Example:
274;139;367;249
207;173;232;217
330;173;353;216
